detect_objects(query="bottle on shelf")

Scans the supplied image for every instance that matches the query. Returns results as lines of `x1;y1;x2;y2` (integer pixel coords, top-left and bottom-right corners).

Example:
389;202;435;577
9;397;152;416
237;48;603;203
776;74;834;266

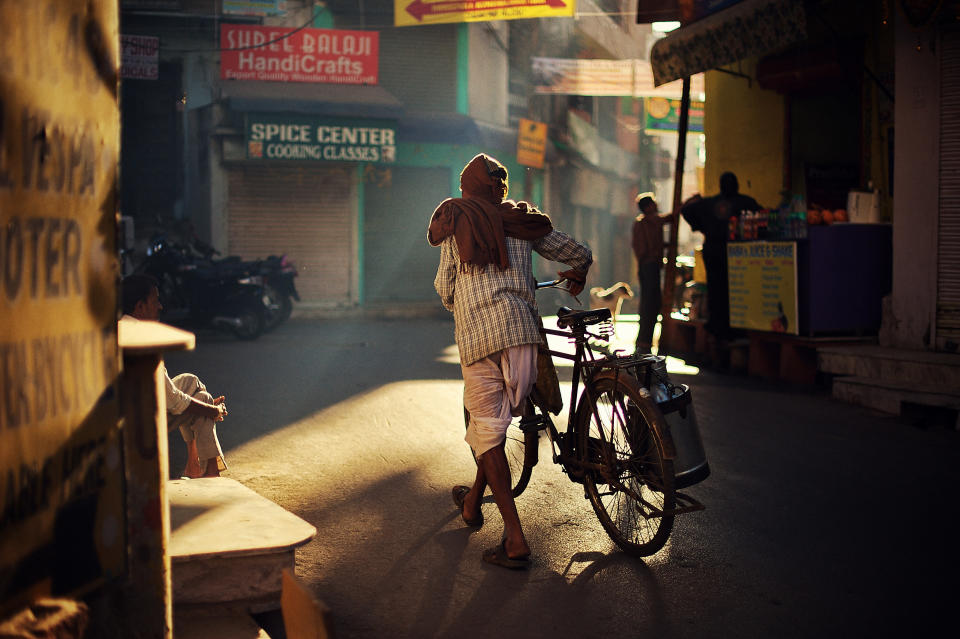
767;207;780;239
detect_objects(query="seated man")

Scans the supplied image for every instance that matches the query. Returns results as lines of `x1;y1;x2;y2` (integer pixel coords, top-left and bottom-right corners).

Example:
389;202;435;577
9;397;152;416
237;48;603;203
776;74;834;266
121;274;229;478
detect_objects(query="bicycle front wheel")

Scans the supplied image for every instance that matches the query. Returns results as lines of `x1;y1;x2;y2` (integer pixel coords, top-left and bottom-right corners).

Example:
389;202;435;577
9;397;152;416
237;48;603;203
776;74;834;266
464;407;534;498
574;372;676;556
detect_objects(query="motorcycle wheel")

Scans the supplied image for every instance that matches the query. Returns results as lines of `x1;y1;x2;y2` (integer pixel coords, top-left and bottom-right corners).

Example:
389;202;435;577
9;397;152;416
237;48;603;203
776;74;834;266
276;292;293;324
232;301;266;340
263;285;293;332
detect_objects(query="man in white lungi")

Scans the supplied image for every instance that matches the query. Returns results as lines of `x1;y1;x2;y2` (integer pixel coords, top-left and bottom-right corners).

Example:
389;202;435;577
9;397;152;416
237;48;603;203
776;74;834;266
429;153;592;569
121;274;229;478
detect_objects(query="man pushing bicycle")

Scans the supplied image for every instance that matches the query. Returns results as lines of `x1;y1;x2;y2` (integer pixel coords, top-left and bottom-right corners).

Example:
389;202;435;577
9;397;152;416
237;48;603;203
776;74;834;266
428;153;592;569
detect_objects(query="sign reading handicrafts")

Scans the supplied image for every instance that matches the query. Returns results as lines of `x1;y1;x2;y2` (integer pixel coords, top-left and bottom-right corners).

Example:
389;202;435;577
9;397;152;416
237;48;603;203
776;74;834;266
221;24;379;84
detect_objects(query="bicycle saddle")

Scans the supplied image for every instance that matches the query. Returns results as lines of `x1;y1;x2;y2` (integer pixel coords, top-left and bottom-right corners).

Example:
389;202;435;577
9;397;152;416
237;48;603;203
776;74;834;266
555;306;612;328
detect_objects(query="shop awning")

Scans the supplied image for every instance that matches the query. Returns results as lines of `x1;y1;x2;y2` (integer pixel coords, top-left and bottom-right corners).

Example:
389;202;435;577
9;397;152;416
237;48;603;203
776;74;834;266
649;0;807;86
220;81;404;119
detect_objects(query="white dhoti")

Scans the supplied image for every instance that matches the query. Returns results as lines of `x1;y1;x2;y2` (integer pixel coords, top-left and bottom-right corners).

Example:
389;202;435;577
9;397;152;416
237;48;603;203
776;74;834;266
462;344;538;457
167;373;227;471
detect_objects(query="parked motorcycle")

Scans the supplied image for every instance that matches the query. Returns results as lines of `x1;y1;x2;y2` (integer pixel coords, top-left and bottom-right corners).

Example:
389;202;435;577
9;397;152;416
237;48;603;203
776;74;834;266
189;238;299;332
136;234;268;340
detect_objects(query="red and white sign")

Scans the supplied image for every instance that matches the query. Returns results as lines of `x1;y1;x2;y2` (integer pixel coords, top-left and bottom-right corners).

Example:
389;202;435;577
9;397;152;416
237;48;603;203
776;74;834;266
395;0;574;27
121;34;159;80
220;24;379;85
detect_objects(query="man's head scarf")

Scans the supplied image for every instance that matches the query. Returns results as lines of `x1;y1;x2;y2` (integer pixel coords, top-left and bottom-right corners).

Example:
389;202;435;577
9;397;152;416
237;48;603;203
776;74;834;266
427;153;552;270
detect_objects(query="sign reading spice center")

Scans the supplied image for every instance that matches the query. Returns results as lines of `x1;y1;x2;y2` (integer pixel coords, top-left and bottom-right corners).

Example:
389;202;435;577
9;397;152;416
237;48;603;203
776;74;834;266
246;114;397;163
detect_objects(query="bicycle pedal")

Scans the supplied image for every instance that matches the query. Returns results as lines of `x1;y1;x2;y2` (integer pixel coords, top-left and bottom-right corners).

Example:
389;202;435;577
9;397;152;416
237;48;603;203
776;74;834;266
518;415;549;433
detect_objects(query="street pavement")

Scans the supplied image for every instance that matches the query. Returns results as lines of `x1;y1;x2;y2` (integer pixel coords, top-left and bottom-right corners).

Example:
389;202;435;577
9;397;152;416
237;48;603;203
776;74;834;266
164;315;958;639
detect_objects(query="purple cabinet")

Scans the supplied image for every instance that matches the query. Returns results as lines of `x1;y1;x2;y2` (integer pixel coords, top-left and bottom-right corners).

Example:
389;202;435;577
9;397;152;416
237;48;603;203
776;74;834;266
796;224;892;335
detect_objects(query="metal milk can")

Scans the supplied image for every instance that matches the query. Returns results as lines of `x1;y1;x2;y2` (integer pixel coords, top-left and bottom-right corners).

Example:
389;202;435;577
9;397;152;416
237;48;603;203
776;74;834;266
644;356;710;489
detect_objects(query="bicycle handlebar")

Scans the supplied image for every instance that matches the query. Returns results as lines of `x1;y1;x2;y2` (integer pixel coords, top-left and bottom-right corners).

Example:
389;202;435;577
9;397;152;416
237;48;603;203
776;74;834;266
536;278;564;289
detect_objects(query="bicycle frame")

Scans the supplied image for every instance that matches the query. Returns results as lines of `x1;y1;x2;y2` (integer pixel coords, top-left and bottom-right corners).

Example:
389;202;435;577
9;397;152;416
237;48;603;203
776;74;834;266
527;313;639;476
540;322;602;434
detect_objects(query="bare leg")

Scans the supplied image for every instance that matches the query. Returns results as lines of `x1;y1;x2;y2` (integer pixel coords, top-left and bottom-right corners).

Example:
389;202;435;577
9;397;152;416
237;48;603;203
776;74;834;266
461;461;488;524
201;457;221;478
478;443;530;559
182;439;203;478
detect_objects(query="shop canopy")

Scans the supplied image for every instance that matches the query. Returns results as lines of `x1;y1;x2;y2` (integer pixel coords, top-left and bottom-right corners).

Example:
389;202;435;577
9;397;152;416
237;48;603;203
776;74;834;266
649;0;808;86
221;81;404;119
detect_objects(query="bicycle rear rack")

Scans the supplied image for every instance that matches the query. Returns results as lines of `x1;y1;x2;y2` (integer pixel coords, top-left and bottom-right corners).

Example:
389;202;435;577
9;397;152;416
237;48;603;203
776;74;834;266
580;352;659;375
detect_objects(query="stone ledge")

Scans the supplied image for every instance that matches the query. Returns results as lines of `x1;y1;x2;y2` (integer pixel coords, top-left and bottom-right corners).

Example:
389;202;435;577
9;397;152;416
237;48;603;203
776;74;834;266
168;478;316;611
832;375;960;417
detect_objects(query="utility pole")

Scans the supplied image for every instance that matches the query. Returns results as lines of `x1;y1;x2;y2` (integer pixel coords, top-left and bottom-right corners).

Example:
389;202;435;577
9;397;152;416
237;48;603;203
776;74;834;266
660;76;691;348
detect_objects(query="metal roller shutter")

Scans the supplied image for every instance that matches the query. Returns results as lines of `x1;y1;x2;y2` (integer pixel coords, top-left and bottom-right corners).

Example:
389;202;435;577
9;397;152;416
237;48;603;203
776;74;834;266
364;166;451;302
937;27;960;349
377;25;458;113
228;165;356;305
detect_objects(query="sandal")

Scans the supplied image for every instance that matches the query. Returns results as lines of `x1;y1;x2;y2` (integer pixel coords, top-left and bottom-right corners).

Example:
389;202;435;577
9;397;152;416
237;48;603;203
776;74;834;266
451;485;483;527
482;541;530;570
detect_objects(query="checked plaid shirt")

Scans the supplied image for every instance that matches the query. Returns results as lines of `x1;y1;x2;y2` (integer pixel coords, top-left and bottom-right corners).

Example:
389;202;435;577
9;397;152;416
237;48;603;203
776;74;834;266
434;229;592;366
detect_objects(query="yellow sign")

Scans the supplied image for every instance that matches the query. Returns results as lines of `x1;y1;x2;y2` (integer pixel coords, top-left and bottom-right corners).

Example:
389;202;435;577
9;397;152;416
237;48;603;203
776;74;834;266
517;118;547;169
727;242;799;334
1;1;122;609
395;0;575;27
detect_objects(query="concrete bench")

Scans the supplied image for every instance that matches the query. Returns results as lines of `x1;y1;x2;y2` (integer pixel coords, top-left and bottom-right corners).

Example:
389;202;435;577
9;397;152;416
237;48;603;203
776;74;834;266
173;608;271;639
168;478;316;614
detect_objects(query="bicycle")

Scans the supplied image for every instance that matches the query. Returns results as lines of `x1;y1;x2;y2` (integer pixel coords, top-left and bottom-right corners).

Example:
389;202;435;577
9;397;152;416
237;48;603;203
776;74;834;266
464;279;709;556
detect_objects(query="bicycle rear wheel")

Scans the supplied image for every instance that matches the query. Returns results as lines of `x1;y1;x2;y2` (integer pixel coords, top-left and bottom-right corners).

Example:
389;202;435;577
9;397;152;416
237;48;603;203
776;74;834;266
574;372;675;556
463;407;534;498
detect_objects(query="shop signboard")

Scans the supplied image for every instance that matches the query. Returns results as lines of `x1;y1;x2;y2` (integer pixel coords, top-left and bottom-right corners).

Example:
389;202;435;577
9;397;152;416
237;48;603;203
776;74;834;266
222;0;286;16
220;24;378;84
533;57;634;96
532;58;704;99
727;241;799;334
1;0;122;613
121;34;159;80
681;0;745;24
246;114;397;163
395;0;575;27
121;0;214;13
644;97;705;134
516;118;547;169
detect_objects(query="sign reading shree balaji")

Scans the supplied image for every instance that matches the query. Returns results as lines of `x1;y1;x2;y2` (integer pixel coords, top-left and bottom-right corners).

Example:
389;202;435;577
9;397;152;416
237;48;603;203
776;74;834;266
221;24;379;84
0;0;122;614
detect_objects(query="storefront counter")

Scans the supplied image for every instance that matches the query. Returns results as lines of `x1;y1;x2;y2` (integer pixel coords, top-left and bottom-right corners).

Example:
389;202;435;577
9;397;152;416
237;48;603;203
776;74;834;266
728;223;892;336
797;224;892;335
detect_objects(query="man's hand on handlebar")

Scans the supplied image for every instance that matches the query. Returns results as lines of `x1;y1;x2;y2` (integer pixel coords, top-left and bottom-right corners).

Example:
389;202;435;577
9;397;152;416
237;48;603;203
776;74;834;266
557;269;588;297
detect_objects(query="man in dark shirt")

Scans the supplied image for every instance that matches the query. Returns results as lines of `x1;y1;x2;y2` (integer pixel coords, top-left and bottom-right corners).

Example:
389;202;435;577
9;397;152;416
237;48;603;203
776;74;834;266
631;193;671;354
680;172;761;343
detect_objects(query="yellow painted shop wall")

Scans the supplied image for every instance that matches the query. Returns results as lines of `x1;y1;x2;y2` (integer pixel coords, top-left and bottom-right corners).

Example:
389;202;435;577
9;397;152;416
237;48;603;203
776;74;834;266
703;58;785;209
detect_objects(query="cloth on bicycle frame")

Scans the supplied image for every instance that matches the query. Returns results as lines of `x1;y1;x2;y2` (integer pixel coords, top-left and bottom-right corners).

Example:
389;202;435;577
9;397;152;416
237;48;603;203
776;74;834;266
427;153;552;271
531;317;563;415
462;344;537;457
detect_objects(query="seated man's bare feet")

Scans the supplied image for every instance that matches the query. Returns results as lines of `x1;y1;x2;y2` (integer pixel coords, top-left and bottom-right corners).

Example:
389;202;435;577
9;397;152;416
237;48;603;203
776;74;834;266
182;439;203;478
201;457;220;478
182;462;203;479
